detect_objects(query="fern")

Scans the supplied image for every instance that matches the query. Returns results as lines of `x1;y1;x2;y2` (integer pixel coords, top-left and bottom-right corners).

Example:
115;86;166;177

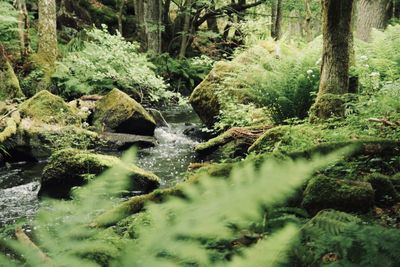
294;210;400;267
0;149;347;266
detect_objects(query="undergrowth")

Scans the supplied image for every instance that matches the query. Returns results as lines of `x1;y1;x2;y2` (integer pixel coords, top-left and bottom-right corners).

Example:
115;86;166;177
0;148;348;267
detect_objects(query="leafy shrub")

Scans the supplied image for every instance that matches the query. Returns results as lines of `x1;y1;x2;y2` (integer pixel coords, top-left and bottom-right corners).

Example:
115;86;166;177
354;24;400;91
214;39;321;129
151;54;214;96
52;26;174;103
0;1;19;52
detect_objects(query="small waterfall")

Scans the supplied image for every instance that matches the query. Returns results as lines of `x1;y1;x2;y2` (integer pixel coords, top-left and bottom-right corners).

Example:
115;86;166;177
136;107;202;187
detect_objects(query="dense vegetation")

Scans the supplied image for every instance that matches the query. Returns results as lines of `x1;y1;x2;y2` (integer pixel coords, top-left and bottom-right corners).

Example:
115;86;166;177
0;0;400;266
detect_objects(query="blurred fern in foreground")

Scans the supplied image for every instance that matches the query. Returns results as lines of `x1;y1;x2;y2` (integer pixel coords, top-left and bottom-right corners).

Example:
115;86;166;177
0;149;346;267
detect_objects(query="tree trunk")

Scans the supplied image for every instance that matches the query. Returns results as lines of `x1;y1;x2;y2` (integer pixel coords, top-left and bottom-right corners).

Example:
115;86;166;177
271;0;282;40
179;0;192;58
207;0;219;33
303;0;313;42
271;0;277;37
38;0;58;66
312;0;354;120
15;0;31;59
134;0;147;50
145;0;162;53
356;0;391;42
117;0;125;35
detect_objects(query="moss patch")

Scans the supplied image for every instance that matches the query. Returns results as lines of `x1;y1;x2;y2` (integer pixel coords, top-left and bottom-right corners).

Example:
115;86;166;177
365;173;399;206
40;148;160;198
19;90;81;125
0;60;25;101
92;88;156;136
309;93;345;122
302;176;374;214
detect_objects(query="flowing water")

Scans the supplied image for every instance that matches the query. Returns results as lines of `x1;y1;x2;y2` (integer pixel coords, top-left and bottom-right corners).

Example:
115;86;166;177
0;106;202;226
0;161;46;226
136;106;202;187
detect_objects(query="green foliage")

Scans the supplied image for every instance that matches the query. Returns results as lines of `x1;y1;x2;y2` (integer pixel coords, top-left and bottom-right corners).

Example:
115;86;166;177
354;25;400;87
151;54;214;96
0;148;346;266
52;26;175;103
247;39;321;124
293;210;400;266
0;1;19;52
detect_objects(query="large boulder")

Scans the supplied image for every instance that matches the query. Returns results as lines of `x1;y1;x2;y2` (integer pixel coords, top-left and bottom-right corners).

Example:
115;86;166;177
39;148;160;198
189;42;282;128
302;176;374;214
92;88;156;136
0;48;25;100
19;90;81;125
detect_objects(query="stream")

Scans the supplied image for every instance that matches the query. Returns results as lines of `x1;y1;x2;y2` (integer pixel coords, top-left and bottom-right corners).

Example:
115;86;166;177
0;106;202;226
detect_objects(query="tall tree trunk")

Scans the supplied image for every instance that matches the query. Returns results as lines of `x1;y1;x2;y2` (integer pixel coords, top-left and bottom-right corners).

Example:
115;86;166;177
117;0;125;35
134;0;147;50
206;0;219;33
312;0;354;120
303;0;313;42
271;0;282;40
356;0;391;42
179;0;192;58
15;0;31;59
271;0;277;37
145;0;162;53
38;0;58;65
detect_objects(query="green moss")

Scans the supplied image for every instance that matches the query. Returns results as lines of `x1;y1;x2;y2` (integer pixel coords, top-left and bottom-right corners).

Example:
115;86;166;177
77;228;127;266
309;93;345;122
189;62;232;127
248;126;291;154
0;60;25;100
93;187;181;227
92;88;156;135
365;173;399;206
19;90;81;125
0;117;17;143
40;148;160;198
302;176;374;214
188;162;235;180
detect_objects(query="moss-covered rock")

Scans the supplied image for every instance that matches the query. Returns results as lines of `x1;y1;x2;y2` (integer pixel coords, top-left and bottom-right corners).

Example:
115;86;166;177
196;126;269;158
302;176;374;214
0;51;25;100
189;62;231;127
248;126;291;154
93;187;181;227
40;148;160;198
19;90;81;125
92;88;156;136
365;173;399;206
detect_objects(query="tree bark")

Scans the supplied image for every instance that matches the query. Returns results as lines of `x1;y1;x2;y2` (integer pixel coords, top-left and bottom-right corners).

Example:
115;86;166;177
38;0;58;65
303;0;313;42
134;0;147;50
318;0;354;96
271;0;282;40
356;0;391;42
117;0;125;35
179;0;192;58
145;0;162;53
311;0;355;121
15;0;31;58
206;0;219;33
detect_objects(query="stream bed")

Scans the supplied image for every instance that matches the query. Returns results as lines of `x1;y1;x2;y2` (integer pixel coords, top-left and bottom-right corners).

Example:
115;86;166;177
0;106;202;226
